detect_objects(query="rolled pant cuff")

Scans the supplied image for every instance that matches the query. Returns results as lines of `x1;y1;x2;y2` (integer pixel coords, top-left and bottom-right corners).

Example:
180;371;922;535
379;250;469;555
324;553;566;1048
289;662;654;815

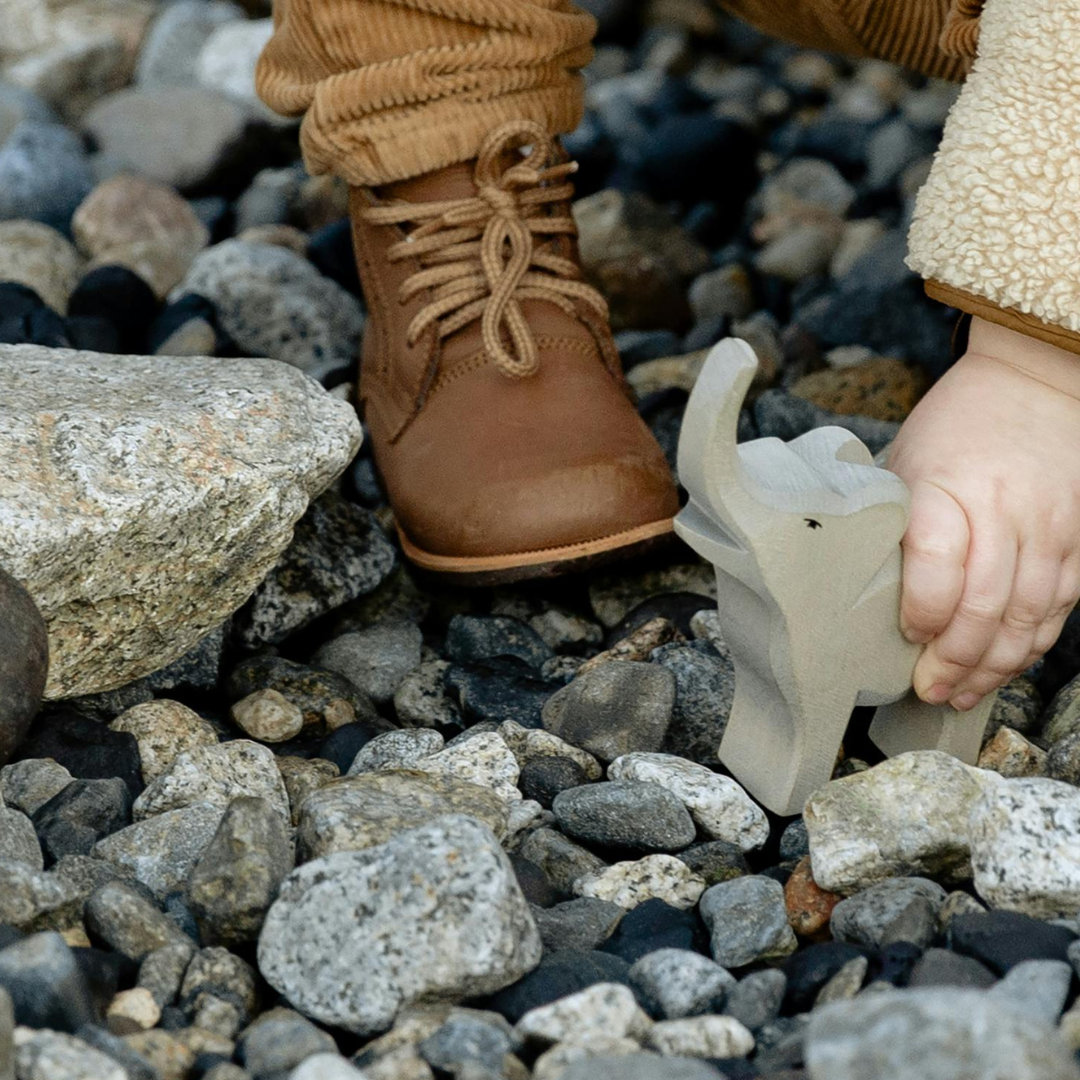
297;83;586;187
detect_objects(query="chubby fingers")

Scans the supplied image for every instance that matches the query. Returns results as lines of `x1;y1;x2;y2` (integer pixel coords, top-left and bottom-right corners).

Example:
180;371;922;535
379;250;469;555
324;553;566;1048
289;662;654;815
912;516;1017;708
945;545;1059;708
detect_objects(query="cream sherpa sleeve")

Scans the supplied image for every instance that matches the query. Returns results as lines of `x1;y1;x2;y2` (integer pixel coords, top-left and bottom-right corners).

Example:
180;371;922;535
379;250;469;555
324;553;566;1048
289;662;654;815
906;0;1080;355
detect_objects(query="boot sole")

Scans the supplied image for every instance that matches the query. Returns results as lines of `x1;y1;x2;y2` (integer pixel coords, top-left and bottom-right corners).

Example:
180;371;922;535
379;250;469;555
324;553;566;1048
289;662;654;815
396;518;677;586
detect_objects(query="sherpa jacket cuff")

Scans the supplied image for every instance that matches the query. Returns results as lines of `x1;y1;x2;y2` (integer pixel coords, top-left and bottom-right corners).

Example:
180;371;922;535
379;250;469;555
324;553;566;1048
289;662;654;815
906;0;1080;358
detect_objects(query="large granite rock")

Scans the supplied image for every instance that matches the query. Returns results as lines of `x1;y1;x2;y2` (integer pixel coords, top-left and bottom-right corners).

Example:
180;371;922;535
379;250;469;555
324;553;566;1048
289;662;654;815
805;751;996;894
968;777;1080;918
259;815;542;1035
0;346;361;698
0;568;48;765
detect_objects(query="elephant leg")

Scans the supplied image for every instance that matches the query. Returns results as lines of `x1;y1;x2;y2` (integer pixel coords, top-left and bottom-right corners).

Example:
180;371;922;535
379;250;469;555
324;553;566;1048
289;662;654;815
869;689;995;765
719;664;857;817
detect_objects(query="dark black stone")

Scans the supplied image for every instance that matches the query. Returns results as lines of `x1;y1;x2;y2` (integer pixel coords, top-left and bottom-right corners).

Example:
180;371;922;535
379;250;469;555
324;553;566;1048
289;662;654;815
0;567;48;767
445;614;554;670
600;898;709;964
478;949;632;1024
770;112;875;173
778;820;809;862
159;1004;189;1030
0;305;70;347
0;282;47;320
754;389;899;458
72;947;123;1020
146;293;217;354
0;932;97;1032
655;640;736;767
317;722;380;774
445;659;559;729
64;315;122;353
759;865;794;887
193;1052;233;1075
615;329;681;368
605;593;715;648
636;113;758;215
948;911;1078;975
781;942;869;1015
307;219;362;296
510;855;562;908
347;456;384;509
67;266;160;353
33;778;133;864
13;708;143;795
191;196;230;238
518;756;588;809
793;278;954;372
872;941;923;987
683;314;731;353
707;1061;760;1080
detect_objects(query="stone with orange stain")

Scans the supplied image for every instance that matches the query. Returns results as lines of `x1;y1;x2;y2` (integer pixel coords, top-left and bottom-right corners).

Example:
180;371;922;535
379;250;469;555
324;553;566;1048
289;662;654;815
785;855;841;939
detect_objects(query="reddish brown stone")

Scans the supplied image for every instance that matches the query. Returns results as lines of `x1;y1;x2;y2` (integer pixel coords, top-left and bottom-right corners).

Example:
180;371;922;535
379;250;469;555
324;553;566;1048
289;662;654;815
785;855;841;940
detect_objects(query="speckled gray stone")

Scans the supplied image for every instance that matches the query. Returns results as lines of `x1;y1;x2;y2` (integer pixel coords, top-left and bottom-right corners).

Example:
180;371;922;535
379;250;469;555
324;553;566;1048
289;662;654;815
541;661;676;763
174;240;364;374
85;880;193;963
552;781;696;852
259;815;542;1035
629;948;735;1020
313;622;423;706
969;777;1080;918
700;876;797;968
0;759;71;816
531;898;625;953
132;740;290;824
608;753;767;852
93;802;227;899
0;345;360;700
347;729;445;775
830;878;947;950
297;770;509;860
724;969;787;1032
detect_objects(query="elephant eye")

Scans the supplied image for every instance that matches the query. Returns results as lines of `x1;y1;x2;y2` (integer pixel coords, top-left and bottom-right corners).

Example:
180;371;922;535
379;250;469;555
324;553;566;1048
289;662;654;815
805;519;823;530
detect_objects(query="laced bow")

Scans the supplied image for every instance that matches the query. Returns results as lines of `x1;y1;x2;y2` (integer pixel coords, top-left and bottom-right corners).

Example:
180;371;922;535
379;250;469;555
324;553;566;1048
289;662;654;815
363;120;617;379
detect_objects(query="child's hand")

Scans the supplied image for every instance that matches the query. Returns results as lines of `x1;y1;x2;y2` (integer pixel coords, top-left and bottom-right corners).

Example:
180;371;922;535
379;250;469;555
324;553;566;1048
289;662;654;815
887;316;1080;711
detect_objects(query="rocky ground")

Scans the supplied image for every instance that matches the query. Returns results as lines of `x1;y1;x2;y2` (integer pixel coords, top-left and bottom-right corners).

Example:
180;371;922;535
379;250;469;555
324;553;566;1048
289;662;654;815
4;1;1080;1079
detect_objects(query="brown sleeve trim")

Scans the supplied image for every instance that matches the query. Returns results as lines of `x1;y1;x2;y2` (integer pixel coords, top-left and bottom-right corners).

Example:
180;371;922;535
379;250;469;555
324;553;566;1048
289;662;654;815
924;279;1080;358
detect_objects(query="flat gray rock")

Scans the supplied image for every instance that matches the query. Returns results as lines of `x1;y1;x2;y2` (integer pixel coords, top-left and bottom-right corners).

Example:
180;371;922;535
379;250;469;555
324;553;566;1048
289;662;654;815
0;345;360;699
258;815;542;1035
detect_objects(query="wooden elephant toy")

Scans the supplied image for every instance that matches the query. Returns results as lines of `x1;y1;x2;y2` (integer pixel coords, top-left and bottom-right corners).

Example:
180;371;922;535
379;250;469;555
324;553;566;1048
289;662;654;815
675;338;994;816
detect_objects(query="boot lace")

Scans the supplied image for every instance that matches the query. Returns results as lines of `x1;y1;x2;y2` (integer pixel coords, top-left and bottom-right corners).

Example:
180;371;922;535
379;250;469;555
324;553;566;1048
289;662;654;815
362;120;618;380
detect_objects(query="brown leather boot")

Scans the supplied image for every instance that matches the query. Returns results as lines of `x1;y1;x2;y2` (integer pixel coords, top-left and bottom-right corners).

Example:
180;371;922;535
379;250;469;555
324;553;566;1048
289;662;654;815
349;120;679;584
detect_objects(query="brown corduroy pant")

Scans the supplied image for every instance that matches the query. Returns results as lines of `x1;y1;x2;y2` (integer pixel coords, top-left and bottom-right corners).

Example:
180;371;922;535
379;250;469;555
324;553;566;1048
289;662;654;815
255;0;973;187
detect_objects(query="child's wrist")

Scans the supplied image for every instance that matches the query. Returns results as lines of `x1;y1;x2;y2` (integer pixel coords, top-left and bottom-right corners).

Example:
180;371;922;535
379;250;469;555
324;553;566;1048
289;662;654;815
966;316;1080;401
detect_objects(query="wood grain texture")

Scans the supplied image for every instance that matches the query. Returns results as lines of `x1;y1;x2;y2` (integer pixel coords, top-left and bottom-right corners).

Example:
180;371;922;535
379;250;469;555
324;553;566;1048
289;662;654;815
675;338;994;815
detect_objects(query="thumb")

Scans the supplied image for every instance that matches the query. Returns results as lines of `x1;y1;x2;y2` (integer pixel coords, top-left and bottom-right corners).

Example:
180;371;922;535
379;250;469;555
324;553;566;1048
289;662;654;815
900;480;970;644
